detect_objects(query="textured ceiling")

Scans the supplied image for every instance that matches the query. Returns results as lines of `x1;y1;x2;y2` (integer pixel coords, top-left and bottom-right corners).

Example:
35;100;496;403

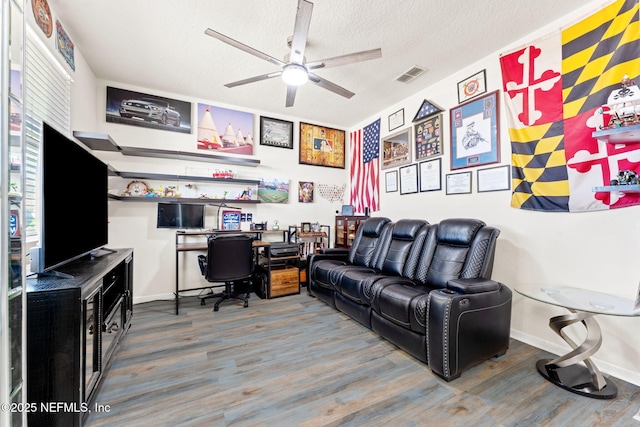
51;0;590;128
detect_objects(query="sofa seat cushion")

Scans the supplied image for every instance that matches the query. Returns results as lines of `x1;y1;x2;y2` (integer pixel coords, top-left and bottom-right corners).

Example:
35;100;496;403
334;268;389;305
311;259;347;290
374;283;433;334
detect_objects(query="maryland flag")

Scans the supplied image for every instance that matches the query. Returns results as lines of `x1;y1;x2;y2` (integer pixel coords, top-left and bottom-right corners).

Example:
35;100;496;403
500;0;640;212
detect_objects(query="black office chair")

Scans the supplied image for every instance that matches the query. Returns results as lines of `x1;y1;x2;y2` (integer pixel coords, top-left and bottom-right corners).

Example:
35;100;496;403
197;233;254;311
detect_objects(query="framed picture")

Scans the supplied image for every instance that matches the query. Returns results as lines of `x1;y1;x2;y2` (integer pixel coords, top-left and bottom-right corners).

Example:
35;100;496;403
457;69;487;104
414;113;443;160
341;204;354;216
301;222;312;233
450;90;500;170
399;164;419;195
106;86;192;134
419;158;442;192
197;103;254;155
477;165;511;192
382;127;412;170
260;116;294;149
385;170;398;192
446;171;472;195
388;108;404;132
299;122;345;168
298;181;314;202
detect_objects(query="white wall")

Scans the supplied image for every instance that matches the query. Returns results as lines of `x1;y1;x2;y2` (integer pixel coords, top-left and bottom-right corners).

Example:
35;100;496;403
58;0;639;386
351;0;640;386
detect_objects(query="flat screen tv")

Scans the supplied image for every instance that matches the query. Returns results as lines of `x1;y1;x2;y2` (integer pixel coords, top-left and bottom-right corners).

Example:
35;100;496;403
157;203;205;229
30;123;109;275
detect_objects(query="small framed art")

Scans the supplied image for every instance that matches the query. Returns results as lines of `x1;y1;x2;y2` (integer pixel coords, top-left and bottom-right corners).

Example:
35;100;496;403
446;171;472;195
457;69;487;104
260;116;294;149
382;128;412;170
450;90;500;170
414;113;443;160
301;222;312;233
399;164;419;195
385;170;398;192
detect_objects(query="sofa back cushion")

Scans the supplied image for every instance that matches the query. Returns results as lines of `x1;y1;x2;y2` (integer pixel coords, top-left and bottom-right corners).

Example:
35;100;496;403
348;217;392;267
413;218;499;288
374;219;429;275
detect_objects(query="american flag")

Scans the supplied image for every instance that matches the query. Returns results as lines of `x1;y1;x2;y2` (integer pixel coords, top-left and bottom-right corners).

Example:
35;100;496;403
350;118;381;213
414;99;442;121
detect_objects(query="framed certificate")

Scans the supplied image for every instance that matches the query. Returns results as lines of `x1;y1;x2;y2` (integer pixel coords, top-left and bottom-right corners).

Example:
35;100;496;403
419;158;442;192
385;170;398;193
446;171;472;195
399;164;418;195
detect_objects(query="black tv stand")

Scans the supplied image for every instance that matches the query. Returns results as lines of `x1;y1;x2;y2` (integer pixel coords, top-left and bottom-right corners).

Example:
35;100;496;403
91;247;117;258
27;269;74;280
26;248;133;426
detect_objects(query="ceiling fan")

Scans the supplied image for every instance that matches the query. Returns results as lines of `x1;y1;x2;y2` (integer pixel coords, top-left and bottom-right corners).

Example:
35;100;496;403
204;0;382;107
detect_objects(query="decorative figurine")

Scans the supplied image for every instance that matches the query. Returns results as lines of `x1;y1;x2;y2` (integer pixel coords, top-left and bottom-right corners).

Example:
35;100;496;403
610;169;639;185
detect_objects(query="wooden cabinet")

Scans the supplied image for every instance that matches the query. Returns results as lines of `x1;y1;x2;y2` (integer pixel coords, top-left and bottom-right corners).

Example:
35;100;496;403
335;216;368;249
26;249;133;426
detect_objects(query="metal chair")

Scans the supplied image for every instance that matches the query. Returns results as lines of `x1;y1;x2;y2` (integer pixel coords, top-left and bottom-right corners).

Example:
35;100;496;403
197;233;254;311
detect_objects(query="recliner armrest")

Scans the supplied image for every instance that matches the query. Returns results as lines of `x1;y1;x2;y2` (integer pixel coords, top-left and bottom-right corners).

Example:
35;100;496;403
447;278;501;294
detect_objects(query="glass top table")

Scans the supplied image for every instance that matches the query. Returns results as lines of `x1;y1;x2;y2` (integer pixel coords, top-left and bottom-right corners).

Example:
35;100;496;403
515;285;640;399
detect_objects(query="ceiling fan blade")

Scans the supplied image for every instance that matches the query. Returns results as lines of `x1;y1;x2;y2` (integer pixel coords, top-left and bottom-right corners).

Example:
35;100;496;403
308;72;355;99
289;0;313;64
285;85;297;108
224;71;283;88
205;28;285;67
306;48;382;70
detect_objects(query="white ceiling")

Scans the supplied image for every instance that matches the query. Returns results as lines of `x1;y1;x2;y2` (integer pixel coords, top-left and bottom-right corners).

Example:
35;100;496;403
51;0;590;128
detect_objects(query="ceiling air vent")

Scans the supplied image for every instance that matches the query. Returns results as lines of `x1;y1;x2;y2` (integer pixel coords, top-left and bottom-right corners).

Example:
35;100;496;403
395;65;427;83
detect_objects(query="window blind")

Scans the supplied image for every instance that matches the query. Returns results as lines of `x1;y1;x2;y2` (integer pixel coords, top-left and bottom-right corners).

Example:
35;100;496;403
24;34;71;239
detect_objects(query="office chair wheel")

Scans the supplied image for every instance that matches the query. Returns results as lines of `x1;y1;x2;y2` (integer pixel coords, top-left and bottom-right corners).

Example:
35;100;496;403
243;301;249;308
214;306;219;312
201;299;206;306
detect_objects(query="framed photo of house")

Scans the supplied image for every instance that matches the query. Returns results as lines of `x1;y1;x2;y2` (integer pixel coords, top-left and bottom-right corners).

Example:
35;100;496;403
299;122;345;168
399;164;418;195
449;90;500;170
419;158;442;192
388;108;404;131
457;69;487;104
477;165;510;192
446;171;472;195
385;170;398;192
260;116;294;149
381;127;412;170
414;113;443;160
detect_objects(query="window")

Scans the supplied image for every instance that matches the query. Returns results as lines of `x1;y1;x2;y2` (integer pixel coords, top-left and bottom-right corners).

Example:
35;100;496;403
24;32;71;239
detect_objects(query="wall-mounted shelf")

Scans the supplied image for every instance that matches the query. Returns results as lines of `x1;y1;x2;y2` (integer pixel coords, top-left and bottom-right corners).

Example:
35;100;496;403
592;185;640;193
111;170;261;185
592;124;640;144
108;194;260;204
74;131;261;167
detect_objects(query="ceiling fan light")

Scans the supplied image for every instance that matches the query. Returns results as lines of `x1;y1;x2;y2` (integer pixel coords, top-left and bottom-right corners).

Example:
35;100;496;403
282;63;308;86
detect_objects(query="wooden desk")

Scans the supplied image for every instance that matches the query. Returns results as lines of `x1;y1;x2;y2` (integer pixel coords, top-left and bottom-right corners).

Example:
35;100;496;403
174;230;275;314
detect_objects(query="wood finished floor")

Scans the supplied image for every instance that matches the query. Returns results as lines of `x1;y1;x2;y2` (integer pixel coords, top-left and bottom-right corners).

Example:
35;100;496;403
85;293;640;427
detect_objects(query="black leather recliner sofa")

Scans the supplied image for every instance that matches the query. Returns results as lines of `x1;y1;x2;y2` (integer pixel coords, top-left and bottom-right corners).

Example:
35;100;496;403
307;217;512;381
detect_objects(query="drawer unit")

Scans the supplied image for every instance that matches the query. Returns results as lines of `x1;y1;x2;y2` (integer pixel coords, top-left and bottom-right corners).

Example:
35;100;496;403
269;266;300;297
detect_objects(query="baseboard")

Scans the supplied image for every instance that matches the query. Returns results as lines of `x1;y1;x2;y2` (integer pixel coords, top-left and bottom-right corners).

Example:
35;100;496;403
133;293;174;304
511;329;640;387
